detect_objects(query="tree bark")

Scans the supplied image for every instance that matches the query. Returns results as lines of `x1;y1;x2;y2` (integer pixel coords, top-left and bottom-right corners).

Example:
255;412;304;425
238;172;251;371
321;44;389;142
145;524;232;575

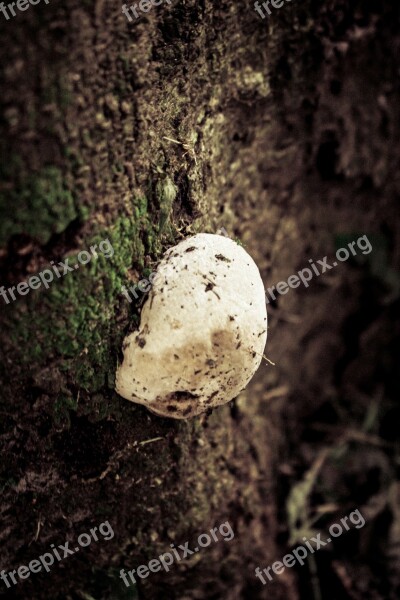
0;0;399;598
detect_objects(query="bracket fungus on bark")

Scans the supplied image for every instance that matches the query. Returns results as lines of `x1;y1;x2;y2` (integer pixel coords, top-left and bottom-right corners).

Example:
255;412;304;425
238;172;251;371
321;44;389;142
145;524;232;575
115;233;268;419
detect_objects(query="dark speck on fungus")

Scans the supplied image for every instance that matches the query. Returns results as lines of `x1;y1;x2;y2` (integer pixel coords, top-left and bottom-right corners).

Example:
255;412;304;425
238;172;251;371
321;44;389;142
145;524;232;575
215;254;231;262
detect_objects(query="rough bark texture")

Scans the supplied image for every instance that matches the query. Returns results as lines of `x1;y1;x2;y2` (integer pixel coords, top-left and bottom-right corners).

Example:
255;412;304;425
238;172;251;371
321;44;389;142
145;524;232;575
0;0;399;599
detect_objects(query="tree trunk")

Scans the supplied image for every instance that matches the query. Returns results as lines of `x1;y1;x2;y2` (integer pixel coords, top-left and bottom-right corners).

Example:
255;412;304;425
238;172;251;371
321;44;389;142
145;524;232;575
0;0;399;598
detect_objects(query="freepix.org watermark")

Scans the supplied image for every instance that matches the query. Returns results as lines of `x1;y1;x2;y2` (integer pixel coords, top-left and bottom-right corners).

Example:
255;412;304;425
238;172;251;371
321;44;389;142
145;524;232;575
0;0;49;20
265;234;372;304
255;509;365;585
0;238;114;305
0;521;114;588
253;0;293;20
122;0;172;22
121;271;156;303
120;521;234;587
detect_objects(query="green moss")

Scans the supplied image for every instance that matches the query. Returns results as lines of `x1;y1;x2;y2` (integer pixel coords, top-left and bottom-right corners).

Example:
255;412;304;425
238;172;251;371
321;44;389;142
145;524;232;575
0;163;85;246
2;199;165;401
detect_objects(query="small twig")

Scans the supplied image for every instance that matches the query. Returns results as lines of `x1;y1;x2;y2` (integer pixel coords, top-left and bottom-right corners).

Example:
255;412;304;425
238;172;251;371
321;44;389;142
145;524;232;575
263;354;275;366
251;349;276;366
162;136;198;164
28;516;42;545
139;436;164;446
163;136;183;146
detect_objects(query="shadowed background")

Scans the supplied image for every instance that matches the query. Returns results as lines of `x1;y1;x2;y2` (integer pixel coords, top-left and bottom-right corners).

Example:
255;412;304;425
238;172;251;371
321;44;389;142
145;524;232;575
0;0;399;598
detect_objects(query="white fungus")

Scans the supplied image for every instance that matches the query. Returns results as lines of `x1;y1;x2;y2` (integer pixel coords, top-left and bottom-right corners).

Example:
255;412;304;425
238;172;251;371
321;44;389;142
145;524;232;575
115;233;268;419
